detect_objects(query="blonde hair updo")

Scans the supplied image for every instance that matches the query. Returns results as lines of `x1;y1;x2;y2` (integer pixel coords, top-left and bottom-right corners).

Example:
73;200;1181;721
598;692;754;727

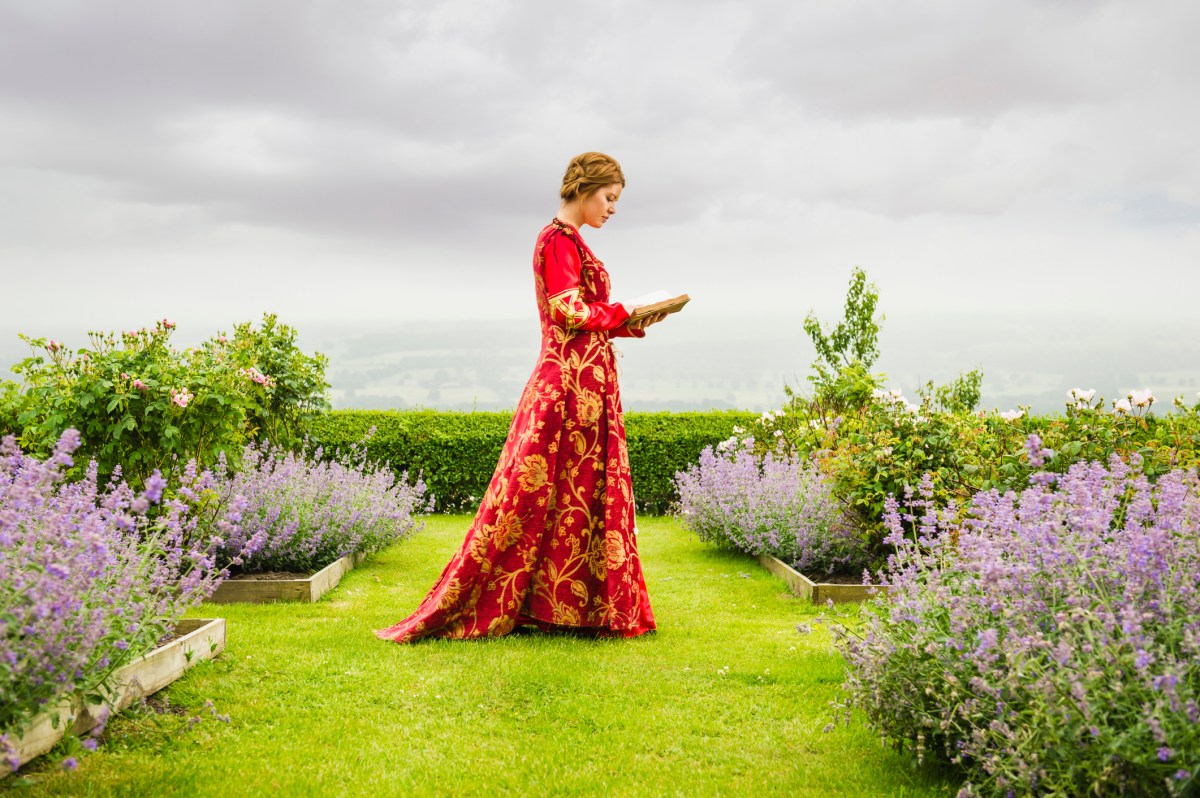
560;152;625;203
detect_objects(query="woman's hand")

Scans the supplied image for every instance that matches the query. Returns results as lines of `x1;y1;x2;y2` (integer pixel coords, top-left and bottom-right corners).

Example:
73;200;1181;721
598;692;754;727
627;310;669;332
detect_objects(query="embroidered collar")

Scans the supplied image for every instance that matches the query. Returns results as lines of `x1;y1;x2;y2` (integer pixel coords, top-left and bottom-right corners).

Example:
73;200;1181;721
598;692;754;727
551;217;579;236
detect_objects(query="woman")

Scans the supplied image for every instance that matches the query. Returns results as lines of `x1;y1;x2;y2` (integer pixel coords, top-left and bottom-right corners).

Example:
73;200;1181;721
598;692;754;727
376;152;667;643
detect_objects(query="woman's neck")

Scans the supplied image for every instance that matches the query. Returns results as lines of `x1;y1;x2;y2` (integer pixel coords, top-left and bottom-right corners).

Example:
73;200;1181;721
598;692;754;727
556;202;583;230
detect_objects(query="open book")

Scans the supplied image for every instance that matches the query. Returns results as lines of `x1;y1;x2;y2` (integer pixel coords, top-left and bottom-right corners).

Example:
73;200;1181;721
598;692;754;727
625;290;691;323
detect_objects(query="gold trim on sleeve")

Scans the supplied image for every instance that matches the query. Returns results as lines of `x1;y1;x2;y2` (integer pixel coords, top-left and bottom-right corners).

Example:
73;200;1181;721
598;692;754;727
547;288;591;329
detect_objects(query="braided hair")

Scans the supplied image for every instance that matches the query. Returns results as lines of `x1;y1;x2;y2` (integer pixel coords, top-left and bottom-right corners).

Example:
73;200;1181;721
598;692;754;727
560;152;625;202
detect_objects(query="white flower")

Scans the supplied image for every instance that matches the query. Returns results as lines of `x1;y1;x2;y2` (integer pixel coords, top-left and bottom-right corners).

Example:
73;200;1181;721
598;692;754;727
1113;398;1132;415
905;403;921;415
774;430;784;438
999;409;1025;421
1128;388;1155;408
760;411;775;423
1068;388;1097;403
808;420;822;429
732;425;744;435
874;387;910;408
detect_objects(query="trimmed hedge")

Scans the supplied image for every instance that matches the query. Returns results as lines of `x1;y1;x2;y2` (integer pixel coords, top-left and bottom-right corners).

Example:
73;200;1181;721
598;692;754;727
306;409;759;514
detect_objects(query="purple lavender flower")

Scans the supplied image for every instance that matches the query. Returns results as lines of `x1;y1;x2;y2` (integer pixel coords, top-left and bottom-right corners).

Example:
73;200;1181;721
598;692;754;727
1;431;228;771
836;458;1200;795
143;470;166;503
674;445;867;575
1024;433;1047;467
207;440;430;574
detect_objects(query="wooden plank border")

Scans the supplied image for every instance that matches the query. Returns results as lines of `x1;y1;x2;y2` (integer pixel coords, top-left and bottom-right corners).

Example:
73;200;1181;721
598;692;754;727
207;551;367;604
758;554;889;604
8;618;225;771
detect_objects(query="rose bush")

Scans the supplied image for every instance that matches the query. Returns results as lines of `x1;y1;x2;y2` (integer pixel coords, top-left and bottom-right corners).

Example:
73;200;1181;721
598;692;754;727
2;314;328;488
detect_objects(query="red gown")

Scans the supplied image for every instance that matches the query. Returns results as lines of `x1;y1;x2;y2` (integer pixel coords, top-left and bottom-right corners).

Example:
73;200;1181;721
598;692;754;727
376;218;657;642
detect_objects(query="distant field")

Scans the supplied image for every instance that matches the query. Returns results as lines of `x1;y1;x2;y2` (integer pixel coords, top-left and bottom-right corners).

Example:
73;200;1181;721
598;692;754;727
4;313;1199;415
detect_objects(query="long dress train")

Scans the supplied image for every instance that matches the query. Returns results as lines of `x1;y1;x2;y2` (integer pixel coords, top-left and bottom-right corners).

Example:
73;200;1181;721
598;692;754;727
376;218;656;642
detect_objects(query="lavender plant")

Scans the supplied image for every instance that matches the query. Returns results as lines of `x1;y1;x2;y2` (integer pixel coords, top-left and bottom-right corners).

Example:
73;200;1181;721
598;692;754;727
0;431;235;772
673;441;868;576
209;440;431;574
835;444;1200;796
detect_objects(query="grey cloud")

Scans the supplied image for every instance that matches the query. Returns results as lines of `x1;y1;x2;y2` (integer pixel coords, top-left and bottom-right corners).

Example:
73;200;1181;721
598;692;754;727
0;0;1197;347
729;0;1198;121
0;1;764;243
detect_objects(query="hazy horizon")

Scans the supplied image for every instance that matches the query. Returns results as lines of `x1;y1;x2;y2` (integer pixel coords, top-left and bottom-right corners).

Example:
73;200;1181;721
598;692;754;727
4;304;1196;417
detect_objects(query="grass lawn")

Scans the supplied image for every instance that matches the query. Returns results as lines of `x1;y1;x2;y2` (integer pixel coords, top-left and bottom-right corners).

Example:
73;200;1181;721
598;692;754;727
7;515;957;797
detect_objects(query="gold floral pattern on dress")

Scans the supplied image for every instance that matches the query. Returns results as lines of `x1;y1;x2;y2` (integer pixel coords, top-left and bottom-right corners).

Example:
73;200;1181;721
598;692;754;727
552;604;581;625
488;615;515;636
466;530;490;564
488;510;523;551
585;531;607;580
606;534;627;571
517;454;549;493
575;388;602;427
436;579;463;610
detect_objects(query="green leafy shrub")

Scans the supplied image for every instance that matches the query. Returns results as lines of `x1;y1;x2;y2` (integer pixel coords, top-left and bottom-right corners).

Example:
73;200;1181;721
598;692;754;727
0;380;18;438
222;314;330;448
4;315;328;487
755;382;1200;555
306;409;758;513
715;268;1200;558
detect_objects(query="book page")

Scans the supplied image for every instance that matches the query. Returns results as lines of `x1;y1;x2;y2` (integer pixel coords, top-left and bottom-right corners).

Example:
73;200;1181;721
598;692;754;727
625;290;672;308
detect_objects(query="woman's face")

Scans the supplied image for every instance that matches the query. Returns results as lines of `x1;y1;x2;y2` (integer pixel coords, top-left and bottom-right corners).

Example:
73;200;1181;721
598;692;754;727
579;183;622;228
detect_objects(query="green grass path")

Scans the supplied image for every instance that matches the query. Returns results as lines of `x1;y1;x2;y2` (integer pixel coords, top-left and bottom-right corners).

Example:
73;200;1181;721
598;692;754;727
10;516;956;797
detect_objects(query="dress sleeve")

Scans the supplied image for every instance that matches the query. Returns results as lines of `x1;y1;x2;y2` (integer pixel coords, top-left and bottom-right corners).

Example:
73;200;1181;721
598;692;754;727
544;233;644;338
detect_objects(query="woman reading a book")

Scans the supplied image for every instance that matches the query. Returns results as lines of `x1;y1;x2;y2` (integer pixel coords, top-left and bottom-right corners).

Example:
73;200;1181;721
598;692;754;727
376;152;670;642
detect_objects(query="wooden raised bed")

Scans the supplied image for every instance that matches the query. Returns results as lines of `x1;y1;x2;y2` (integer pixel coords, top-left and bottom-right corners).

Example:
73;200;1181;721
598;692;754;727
207;551;367;604
9;618;226;771
759;555;889;604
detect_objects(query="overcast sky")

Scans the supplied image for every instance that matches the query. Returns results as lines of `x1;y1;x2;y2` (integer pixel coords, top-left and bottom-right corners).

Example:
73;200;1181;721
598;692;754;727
2;1;1198;405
